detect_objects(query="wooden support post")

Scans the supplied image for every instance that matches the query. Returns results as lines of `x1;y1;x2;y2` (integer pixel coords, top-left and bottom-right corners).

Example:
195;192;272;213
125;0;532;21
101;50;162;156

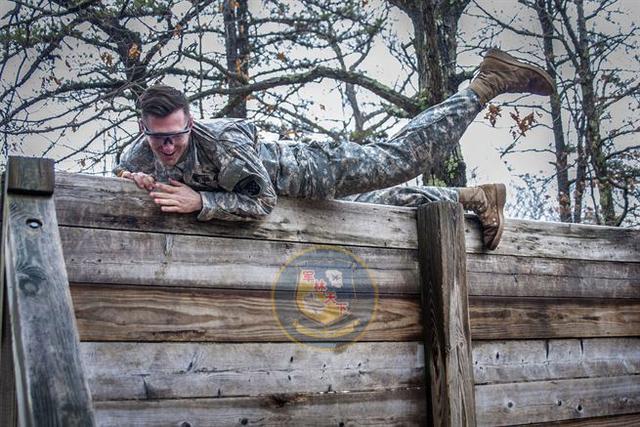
1;156;95;426
417;202;476;427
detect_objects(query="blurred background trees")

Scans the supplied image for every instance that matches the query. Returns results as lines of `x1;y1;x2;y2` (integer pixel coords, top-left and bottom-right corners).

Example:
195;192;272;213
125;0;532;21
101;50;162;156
1;0;638;226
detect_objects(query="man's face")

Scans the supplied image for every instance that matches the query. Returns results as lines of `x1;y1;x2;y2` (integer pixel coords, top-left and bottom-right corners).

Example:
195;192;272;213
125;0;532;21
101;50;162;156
140;109;193;167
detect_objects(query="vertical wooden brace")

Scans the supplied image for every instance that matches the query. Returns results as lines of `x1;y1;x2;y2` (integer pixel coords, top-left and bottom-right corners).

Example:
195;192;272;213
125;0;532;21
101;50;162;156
2;156;95;426
417;201;476;427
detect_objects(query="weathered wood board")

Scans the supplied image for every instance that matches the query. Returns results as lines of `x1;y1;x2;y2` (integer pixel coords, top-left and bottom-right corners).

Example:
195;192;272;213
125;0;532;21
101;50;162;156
469;296;640;339
473;338;640;385
2;159;95;426
93;388;426;427
60;226;420;294
80;341;425;400
59;227;639;299
475;375;640;426
70;284;422;342
68;283;640;342
417;202;476;427
54;172;639;261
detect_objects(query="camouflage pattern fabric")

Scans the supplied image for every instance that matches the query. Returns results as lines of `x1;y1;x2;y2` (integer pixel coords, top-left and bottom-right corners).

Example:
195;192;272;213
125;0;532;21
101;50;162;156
114;88;481;220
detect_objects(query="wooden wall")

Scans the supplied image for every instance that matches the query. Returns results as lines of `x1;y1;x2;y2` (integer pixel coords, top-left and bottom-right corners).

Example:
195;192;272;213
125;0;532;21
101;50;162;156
465;217;640;426
52;173;640;426
54;173;426;426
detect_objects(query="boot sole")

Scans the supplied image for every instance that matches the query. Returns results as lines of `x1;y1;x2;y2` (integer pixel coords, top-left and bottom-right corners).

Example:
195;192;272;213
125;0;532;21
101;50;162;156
487;183;507;250
485;49;555;95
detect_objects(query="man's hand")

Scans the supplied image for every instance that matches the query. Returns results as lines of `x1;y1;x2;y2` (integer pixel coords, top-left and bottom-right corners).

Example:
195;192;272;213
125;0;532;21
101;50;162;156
120;171;156;191
149;178;203;214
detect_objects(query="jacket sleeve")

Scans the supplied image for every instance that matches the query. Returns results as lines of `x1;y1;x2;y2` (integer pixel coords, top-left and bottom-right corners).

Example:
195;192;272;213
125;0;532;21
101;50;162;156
112;136;156;176
196;123;277;222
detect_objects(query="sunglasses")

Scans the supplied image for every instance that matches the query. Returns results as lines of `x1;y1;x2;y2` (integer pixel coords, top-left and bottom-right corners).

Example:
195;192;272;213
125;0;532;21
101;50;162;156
142;124;191;144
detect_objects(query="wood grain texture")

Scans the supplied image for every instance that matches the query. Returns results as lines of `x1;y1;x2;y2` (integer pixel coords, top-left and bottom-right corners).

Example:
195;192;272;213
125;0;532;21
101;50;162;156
469;296;640;339
54;172;418;249
2;167;95;426
6;156;55;195
59;227;639;299
53;172;640;260
93;388;426;427
0;295;16;427
0;174;16;427
417;202;476;427
467;254;640;299
475;375;640;426
70;284;421;342
60;226;420;294
80;341;425;400
463;216;639;262
512;413;640;426
473;338;640;385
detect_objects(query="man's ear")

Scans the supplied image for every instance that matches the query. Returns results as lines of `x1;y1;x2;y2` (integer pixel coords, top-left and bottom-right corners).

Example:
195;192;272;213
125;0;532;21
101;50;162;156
188;115;194;129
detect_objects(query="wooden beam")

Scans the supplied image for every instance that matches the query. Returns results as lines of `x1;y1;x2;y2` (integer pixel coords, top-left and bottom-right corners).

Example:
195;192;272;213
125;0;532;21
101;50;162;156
417;201;476;427
6;156;54;196
60;226;420;294
469;296;640;339
473;338;640;385
2;157;95;426
0;173;17;426
51;172;640;260
0;293;16;426
93;388;426;426
475;375;640;425
70;284;421;342
80;341;425;401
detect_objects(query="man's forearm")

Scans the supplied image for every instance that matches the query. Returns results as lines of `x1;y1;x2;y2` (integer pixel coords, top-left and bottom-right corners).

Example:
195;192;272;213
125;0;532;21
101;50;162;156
197;190;277;222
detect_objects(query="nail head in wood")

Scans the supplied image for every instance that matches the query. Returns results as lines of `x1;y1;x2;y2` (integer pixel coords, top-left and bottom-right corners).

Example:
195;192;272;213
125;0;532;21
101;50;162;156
6;156;55;196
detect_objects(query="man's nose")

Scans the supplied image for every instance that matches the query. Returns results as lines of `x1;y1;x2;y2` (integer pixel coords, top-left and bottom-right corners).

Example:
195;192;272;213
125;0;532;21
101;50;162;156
162;137;174;146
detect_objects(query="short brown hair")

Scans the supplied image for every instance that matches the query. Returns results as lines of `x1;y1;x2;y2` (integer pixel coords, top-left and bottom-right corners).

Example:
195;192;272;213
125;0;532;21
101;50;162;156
137;85;190;118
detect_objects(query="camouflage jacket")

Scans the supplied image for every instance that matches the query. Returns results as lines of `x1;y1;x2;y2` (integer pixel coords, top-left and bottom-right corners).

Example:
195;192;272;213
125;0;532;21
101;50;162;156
113;119;278;222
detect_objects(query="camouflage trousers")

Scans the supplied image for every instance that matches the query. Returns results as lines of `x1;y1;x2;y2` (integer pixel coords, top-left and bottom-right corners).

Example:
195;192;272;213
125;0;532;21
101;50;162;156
258;88;482;207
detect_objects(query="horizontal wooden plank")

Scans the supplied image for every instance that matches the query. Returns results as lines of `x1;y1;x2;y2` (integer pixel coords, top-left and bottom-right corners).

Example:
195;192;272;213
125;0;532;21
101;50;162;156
54;172;418;249
467;254;640;299
475;375;640;426
55;172;640;261
473;338;640;385
70;286;639;345
464;216;639;262
81;341;425;400
61;226;420;294
469;297;640;340
513;413;640;426
94;388;426;426
70;284;422;342
59;226;639;300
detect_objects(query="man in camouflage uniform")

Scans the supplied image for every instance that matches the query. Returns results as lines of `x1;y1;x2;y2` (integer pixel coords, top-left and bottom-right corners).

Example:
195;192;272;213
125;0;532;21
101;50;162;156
115;49;554;250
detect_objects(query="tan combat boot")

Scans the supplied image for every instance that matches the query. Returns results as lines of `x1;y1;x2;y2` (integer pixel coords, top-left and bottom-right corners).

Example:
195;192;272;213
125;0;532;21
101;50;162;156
469;49;555;105
458;183;506;250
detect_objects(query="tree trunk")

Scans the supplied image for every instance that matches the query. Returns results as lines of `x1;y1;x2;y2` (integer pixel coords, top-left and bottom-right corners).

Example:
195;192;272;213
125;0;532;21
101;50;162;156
223;0;250;118
389;0;471;187
575;0;615;225
536;0;571;222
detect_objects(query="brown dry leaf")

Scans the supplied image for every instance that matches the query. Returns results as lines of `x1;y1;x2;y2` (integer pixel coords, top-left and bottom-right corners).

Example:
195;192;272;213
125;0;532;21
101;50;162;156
100;52;113;67
509;109;537;136
276;52;287;62
173;24;183;38
128;43;141;59
483;103;502;127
